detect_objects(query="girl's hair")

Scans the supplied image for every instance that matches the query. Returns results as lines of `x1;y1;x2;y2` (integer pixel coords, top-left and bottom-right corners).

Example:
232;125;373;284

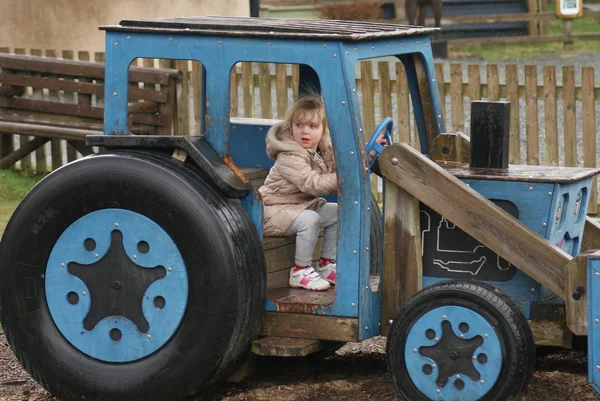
280;96;330;143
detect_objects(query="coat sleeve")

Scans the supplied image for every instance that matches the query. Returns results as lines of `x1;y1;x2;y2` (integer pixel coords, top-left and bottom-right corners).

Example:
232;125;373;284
277;153;337;196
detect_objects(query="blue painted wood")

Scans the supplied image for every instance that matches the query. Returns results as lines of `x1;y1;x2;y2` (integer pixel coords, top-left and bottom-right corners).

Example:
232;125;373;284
45;209;188;363
240;189;263;239
404;306;502;400
588;256;600;394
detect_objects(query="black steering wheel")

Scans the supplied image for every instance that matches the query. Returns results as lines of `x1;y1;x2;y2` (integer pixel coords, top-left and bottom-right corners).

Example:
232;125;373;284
365;117;393;169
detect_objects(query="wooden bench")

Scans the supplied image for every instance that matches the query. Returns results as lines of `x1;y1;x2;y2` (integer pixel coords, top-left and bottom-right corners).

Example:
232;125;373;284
0;53;179;170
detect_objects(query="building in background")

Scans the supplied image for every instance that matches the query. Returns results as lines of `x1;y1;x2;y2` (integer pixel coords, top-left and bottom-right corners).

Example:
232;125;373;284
1;0;251;53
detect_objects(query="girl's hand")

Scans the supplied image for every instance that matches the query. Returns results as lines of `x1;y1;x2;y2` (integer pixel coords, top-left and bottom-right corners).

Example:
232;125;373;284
368;135;389;159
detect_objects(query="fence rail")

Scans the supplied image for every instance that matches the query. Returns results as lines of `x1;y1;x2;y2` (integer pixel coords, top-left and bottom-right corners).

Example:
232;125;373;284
1;47;599;213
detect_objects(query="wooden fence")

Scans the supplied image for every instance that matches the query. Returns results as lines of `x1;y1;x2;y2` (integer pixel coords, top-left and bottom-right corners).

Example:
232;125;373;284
1;48;599;212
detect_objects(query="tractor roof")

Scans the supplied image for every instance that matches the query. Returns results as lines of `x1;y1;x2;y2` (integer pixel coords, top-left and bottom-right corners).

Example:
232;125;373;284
101;16;439;41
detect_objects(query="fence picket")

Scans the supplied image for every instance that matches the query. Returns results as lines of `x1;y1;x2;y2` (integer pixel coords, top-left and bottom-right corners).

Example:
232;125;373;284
62;50;78;163
30;49;48;173
396;62;411;143
543;66;558;166
525;65;539;165
276;64;287;118
242;63;254;118
259;63;272;119
192;61;203;136
0;47;13;159
563;66;577;167
582;67;597;213
450;64;464;132
506;64;521;164
435;63;445;123
378;61;392;121
467;64;481;104
230;65;239;118
486;64;500;101
13;48;32;171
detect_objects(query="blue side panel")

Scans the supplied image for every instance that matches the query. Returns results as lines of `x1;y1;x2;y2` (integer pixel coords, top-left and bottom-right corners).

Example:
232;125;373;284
423;179;555;318
240;189;263;240
229;120;276;169
588;256;600;393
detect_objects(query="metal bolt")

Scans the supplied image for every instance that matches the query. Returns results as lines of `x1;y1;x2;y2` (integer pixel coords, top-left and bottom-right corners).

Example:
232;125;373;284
351;303;356;307
401;42;404;46
341;101;346;105
480;380;485;384
436;389;440;394
596;272;600;277
387;319;393;326
354;201;359;205
168;267;172;272
352;88;356;92
346;51;349;55
595;319;599;324
322;44;327;48
350;151;355;156
366;247;369;251
217;40;221;44
432;78;435;82
60;263;65;267
147;334;151;339
112;92;117;97
417;40;420;44
529;186;533;191
442;315;446;320
367;207;370;211
459;334;464;338
530;288;535;293
431;364;436;369
365;286;369;290
596;365;600;370
114;223;119;227
132;255;137;259
352;250;357;254
365;326;368;330
473;356;477;360
267;42;271;46
413;349;417;353
542;223;547;228
94;254;99;258
372;45;375;49
82;292;86;296
456;375;461;379
391;158;399;165
434;337;439;342
484;334;488;338
333;54;337;58
359;128;363;132
387;44;390;48
548;192;553;196
426;43;429;47
114;42;118;46
169;37;173;41
354;47;358;51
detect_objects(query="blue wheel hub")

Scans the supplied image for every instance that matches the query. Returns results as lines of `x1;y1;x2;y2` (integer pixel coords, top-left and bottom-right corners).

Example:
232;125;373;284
405;306;502;400
46;209;188;362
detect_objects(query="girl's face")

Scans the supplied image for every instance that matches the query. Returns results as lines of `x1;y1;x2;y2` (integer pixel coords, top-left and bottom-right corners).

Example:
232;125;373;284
292;111;324;151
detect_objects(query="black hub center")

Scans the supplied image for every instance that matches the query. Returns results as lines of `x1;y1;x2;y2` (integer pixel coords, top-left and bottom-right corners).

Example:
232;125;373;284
68;230;166;333
419;320;484;387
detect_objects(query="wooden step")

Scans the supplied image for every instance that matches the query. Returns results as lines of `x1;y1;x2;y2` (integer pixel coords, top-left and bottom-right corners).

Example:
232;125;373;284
251;336;324;357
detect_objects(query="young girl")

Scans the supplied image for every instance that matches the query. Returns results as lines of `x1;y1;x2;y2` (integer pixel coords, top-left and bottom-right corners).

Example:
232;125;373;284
259;96;338;291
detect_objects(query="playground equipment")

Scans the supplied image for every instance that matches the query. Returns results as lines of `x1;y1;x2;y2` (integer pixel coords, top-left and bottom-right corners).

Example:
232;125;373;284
1;16;600;401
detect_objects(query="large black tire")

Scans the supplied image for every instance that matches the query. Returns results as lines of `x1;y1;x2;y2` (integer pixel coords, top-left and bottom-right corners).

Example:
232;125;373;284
386;280;534;401
0;150;266;401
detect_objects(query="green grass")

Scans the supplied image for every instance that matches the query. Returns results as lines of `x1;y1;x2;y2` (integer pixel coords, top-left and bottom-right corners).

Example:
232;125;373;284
0;170;43;238
449;2;600;61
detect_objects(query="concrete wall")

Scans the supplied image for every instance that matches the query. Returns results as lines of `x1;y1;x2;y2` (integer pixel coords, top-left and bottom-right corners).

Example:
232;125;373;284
1;0;250;53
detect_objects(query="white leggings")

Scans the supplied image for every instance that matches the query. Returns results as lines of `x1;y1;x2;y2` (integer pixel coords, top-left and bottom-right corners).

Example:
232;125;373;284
285;202;338;266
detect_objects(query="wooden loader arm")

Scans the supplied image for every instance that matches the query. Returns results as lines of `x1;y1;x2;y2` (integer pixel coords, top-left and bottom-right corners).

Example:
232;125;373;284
379;143;572;300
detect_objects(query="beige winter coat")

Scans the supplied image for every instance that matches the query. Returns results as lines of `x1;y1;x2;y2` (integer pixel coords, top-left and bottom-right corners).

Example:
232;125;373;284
259;123;337;236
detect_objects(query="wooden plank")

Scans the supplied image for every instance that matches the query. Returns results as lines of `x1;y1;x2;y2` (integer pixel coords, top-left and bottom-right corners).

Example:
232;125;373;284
526;0;539;35
435;63;445;123
467;64;481;103
62;50;77;163
444;9;600;24
174;60;190;135
0;122;97;141
360;61;376;137
449;33;600;47
0;47;14;159
259;63;272;119
539;0;549;35
525;65;539;165
378;61;392;121
242;62;254;118
67;140;94;156
486;64;499;101
275;64;288;119
191;61;202;136
45;49;63;170
260;312;358;342
429;132;471;163
31;49;47;173
413;55;437;150
563;66;576;167
529;319;572;348
379;143;571;299
582;67;597;214
230;64;239;118
396;62;410;143
291;64;299;100
544;66;558;167
450;63;464;132
251;337;324;357
0;136;50;169
13;48;32;171
564;253;591;336
583;217;600;252
506;64;520;164
380;179;422;336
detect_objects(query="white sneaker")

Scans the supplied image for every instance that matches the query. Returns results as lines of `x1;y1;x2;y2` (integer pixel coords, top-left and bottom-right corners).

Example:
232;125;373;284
316;262;337;285
289;267;331;291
